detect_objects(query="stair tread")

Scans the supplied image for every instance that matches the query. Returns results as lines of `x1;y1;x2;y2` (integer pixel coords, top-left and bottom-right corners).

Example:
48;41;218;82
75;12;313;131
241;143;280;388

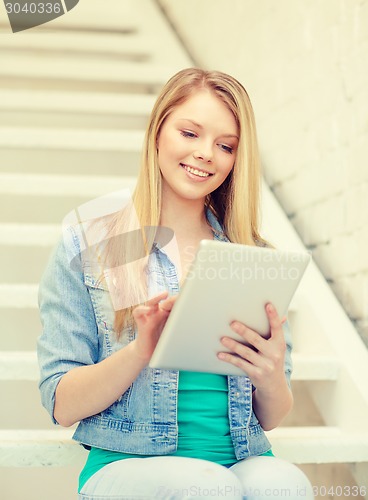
0;427;367;466
0;89;156;114
0;32;155;57
0;429;85;467
0;284;38;309
0;351;39;380
266;426;368;463
0;127;144;150
0;223;61;246
0;172;137;196
0;55;182;85
291;352;340;380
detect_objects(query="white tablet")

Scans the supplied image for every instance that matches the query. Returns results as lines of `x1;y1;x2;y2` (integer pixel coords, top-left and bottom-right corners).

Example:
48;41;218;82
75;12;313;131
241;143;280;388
149;239;311;376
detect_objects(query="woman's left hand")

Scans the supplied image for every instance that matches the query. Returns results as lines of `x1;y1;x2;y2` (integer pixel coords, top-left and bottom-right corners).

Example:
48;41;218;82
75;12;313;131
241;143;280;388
217;303;287;392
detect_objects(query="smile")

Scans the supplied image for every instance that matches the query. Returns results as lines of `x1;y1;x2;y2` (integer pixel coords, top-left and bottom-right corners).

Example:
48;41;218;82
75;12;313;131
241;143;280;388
180;163;213;178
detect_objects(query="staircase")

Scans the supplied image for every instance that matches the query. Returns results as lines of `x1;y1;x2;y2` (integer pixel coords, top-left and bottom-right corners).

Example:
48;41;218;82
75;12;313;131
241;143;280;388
0;1;367;499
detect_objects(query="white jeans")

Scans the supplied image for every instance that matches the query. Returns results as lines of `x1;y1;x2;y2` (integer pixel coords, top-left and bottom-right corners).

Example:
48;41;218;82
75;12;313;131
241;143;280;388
78;455;314;500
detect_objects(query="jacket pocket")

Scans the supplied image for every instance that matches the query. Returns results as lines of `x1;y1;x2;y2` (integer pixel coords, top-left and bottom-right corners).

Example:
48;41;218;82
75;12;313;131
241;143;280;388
83;272;135;357
83;273;118;355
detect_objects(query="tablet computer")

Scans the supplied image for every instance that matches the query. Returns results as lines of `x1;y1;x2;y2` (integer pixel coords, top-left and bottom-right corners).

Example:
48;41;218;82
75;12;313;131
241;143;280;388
149;239;310;376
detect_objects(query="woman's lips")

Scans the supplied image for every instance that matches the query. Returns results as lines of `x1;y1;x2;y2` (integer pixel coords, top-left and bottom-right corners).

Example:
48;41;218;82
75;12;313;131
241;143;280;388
180;163;214;179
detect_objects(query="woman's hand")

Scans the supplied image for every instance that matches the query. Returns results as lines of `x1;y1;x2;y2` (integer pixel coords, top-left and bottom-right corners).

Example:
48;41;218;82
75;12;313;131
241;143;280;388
131;291;177;365
54;291;177;427
217;302;293;429
217;303;287;392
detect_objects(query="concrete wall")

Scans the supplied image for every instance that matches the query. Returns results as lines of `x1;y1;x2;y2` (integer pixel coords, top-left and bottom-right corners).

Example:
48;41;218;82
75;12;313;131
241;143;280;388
157;0;368;345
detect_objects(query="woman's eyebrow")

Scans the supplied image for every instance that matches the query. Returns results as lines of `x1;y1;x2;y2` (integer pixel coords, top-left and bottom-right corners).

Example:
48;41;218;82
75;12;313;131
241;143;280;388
176;118;239;140
177;118;203;128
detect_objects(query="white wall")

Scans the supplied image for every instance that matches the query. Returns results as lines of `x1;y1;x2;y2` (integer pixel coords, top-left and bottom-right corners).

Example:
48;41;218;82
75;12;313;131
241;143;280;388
158;0;368;345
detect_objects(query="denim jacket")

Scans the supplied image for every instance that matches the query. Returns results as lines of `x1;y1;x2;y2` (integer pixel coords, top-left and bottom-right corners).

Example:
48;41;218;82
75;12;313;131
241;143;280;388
38;209;292;460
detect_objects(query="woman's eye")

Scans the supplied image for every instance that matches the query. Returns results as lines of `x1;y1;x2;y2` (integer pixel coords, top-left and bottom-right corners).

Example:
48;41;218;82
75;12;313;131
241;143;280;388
219;144;233;154
180;130;197;138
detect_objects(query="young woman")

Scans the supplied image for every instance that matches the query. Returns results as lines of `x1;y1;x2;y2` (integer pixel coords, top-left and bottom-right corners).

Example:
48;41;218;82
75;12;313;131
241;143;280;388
38;68;314;499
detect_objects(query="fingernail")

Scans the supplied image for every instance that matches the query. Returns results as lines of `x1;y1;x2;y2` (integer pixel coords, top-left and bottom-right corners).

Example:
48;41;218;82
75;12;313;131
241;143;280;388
267;303;274;313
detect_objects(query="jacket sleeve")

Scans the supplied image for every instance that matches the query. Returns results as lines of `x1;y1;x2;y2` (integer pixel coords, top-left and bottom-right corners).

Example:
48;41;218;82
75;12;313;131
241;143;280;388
37;231;99;424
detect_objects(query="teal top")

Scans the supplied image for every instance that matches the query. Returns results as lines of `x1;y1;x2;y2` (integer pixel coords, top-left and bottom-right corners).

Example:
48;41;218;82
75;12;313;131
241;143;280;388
79;371;273;492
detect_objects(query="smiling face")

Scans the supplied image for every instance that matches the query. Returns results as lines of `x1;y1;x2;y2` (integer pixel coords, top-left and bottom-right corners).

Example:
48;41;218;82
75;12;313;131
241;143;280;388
157;89;239;207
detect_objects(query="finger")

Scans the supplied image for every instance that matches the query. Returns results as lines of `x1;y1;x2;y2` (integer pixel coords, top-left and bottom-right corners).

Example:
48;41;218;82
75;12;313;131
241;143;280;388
265;303;285;340
146;291;169;306
220;336;260;364
169;294;179;304
217;351;259;378
230;321;266;352
133;305;155;320
159;295;177;312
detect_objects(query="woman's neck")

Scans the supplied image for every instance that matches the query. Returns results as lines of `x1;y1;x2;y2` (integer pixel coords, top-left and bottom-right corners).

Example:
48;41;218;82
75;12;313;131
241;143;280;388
160;197;209;238
159;196;214;283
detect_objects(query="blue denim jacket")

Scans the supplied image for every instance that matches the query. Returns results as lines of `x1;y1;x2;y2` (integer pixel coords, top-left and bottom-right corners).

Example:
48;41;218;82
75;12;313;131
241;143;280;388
38;209;292;460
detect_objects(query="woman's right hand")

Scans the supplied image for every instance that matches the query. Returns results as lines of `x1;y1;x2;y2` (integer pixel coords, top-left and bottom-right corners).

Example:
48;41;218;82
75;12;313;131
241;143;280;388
131;291;177;365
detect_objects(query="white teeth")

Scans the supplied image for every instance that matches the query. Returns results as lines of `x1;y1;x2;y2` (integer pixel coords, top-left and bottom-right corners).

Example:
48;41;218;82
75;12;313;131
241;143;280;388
182;164;210;177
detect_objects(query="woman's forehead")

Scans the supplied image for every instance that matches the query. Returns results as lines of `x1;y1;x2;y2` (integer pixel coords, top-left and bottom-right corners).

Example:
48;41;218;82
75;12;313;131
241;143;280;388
167;90;238;135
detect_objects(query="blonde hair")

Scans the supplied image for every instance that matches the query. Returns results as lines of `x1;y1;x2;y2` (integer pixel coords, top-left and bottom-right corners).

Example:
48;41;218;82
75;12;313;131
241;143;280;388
103;68;267;335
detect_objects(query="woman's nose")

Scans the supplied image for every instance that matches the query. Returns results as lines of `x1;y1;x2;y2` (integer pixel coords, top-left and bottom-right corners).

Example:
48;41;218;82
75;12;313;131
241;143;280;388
193;148;213;163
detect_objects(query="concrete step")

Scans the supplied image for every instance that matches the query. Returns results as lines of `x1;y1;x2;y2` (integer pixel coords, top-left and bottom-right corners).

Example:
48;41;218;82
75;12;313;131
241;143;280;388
0;224;59;282
0;351;340;383
0;173;137;197
0;224;60;281
0;89;155;129
1;426;367;466
0;31;153;62
0;246;53;283
0;380;55;430
0;127;144;176
1;310;41;351
0;352;39;380
0;54;181;93
0;223;61;247
266;426;368;464
0;429;85;467
0;29;186;71
0;195;119;224
0;284;38;309
0;173;137;223
290;353;340;381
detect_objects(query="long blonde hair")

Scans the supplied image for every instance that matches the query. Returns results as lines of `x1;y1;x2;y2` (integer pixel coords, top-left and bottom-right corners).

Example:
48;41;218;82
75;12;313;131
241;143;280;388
103;68;267;335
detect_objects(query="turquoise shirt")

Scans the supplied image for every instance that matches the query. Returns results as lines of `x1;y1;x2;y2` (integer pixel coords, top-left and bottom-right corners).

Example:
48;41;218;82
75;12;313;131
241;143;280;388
79;371;273;492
